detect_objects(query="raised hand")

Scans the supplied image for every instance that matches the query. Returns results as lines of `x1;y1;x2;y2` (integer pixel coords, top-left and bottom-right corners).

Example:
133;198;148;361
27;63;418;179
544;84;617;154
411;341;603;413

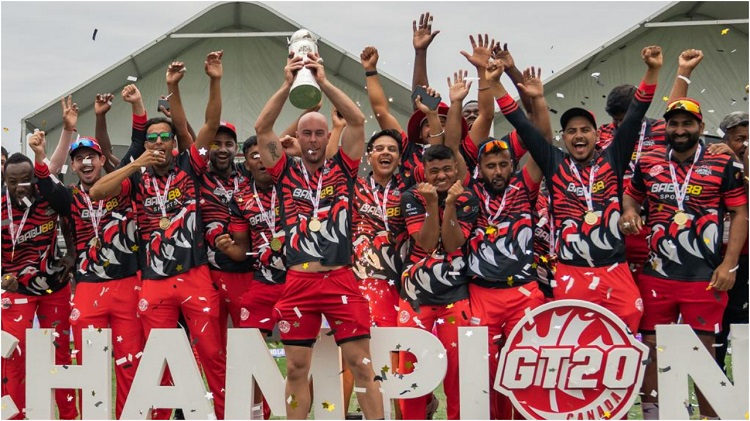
284;55;305;85
413;12;440;51
360;46;380;71
492;43;516;71
641;45;663;70
61;95;78;131
121;84;141;104
678;49;703;72
460;33;495;69
94;93;115;115
280;134;302;157
331;107;346;129
166;61;186;85
447;70;472;104
414;85;440;114
516;67;544;98
304;52;326;84
417;182;438;205
205;50;223;79
485;60;505;83
28;130;46;156
445;180;464;206
158;95;172;117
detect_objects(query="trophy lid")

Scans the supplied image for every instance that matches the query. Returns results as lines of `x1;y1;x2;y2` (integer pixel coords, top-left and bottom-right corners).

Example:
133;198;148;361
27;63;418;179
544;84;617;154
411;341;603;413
288;29;317;45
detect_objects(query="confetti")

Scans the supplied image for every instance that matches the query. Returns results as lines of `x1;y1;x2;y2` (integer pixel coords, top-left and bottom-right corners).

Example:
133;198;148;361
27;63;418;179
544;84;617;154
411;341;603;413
465;330;473;337
588;276;600;290
127;76;138;82
341;295;348;304
293;307;302;318
205;392;213;400
2;127;8;132
115;357;127;366
92;29;98;40
721;28;730;35
362;357;370;365
556;93;564;99
321;402;335;412
662;96;669;102
658;366;671;373
591;72;601;78
607;262;619;272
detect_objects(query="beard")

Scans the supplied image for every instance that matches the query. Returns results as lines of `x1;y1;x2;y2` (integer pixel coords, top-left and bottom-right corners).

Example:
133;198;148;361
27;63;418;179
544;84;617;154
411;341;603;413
667;131;701;153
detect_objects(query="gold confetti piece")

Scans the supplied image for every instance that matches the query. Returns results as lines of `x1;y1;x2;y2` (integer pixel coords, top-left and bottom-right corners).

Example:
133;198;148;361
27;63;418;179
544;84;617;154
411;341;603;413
381;364;390;372
176;264;183;271
446;303;454;309
302;262;309;269
2;128;8;132
721;28;730;35
662;96;669;102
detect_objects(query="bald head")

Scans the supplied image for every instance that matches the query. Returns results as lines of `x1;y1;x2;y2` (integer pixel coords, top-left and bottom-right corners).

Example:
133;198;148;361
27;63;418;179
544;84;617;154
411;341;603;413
296;111;330;164
298;111;328;131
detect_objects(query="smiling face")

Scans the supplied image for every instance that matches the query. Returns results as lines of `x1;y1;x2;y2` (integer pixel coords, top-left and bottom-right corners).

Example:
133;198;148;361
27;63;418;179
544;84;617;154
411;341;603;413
209;131;237;174
145;122;175;170
480;150;513;194
424;158;457;193
297;112;330;165
4;161;34;204
666;112;703;153
71;148;105;187
367;135;400;180
563;116;598;162
725;124;748;158
462;102;479;127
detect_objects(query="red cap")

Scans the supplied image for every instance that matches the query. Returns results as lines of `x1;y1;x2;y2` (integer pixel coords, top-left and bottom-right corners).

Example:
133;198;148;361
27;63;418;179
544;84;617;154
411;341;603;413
218;121;238;140
406;102;468;143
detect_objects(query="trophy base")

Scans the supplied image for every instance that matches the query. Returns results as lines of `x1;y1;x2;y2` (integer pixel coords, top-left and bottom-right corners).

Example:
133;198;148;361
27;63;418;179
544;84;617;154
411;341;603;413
290;84;322;110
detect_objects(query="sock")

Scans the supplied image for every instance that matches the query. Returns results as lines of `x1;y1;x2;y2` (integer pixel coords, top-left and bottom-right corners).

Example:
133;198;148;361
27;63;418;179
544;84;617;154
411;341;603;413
642;402;659;420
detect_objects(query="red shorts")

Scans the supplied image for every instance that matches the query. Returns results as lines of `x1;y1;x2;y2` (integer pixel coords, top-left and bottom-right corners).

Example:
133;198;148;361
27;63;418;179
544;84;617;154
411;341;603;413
637;274;728;334
553;262;643;333
359;277;399;327
239;279;286;334
273;267;371;346
469;282;545;345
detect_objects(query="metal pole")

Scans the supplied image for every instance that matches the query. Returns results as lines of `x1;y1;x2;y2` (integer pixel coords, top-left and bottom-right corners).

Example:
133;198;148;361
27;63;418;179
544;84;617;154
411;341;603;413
644;19;748;28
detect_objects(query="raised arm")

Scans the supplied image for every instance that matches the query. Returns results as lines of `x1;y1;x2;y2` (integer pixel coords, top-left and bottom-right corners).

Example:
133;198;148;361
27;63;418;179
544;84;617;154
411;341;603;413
94;93;120;172
28;130;72;215
48;96;78;174
410;184;440;251
411;11;440;106
668;49;702;102
441;181;469;253
494;43;533;114
517;67;554;143
460;34;495;145
193;51;224;153
360;46;403;132
165;61;193;152
118;85;147;169
255;56;304;168
158;95;197;141
89;149;163;201
305;52;365;160
445;71;470;182
326;107;345;159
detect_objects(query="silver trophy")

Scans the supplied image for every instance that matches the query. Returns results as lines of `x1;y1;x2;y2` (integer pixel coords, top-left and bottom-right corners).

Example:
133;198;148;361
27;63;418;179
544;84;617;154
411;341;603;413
288;29;323;109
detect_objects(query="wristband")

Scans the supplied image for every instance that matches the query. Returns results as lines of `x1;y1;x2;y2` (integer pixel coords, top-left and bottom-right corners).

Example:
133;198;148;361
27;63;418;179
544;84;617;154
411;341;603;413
677;74;691;84
428;130;445;138
365;70;378;77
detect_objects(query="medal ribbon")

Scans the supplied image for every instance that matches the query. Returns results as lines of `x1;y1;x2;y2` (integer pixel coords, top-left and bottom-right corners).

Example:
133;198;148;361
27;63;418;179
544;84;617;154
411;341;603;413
668;144;702;212
252;181;277;236
481;185;516;227
369;176;392;232
151;173;174;218
299;162;324;220
5;189;31;255
569;162;599;213
215;175;239;204
629;121;648;173
80;184;104;241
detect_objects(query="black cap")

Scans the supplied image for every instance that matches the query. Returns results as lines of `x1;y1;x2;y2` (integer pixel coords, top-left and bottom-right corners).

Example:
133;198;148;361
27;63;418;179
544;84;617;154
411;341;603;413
560;108;597;130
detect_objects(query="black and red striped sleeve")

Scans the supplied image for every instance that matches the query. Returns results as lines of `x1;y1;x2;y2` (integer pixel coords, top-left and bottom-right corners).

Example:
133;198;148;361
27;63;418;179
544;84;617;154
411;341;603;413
607;81;656;176
401;188;426;236
34;161;72;216
721;158;748;208
117;112;148;169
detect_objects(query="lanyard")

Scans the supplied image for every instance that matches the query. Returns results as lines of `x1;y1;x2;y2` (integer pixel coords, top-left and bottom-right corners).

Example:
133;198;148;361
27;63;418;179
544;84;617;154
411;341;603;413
369;176;392;232
668;145;702;212
252;181;277;234
299;162;325;218
481;184;516;226
629;121;648;173
215;175;239;203
79;185;104;240
151;173;174;218
5;190;31;260
569;162;599;212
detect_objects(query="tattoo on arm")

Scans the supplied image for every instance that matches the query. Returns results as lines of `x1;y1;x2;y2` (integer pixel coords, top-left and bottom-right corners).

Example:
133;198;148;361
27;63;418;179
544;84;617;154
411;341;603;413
268;141;281;161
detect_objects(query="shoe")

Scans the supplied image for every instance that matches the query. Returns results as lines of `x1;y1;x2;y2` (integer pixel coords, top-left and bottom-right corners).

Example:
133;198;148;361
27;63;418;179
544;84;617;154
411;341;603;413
426;393;439;420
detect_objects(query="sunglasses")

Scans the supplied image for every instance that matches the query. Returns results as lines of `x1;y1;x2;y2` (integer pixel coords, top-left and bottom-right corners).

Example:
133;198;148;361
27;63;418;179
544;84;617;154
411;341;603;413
70;137;98;152
146;132;174;142
666;99;701;115
478;139;509;158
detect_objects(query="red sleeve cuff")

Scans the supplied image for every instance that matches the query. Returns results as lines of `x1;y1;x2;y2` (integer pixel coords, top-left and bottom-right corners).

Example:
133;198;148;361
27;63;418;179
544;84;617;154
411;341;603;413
497;94;519;115
635;82;657;101
229;221;249;232
724;189;748;208
407;221;424;235
34;161;50;178
132;113;147;130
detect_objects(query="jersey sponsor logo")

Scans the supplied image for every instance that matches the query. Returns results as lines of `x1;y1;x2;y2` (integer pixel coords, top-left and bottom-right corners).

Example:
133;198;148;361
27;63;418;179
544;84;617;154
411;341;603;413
17;220;55;244
649;183;703;196
648;165;664;178
240;307;249;321
143;188;182;208
247;208;279;226
496;300;648;420
80;198;118;219
278;320;291;333
138;298;149;312
359;203;401;219
292;185;335;201
566;181;606;197
69;308;81;321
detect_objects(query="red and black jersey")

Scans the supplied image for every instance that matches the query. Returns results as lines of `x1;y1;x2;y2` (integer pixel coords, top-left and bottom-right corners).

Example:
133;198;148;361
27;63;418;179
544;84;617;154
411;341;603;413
199;170;252;273
598;118;667;182
129;145;208;279
627;146;747;281
352;173;408;283
268;150;359;267
532;187;557;287
467;167;540;287
399;129;427;186
498;81;656;268
400;187;478;305
236;183;286;284
2;168;68;295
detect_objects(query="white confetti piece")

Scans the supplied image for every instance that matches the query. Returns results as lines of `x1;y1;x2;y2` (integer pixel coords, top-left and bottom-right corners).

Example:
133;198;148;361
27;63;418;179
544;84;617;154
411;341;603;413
714;323;720;333
536;217;547;227
82;158;92;165
198;296;207;301
341;295;348;304
550;279;557;288
201;322;208;333
733;162;744;170
354;387;367;393
591;72;601;78
438;353;445;359
650;389;658;397
588;276;600;290
556;93;565;99
448;271;460;276
259;318;270;323
21;197;32;207
566;234;580;242
61;165;68;174
565;278;575;294
362;358;370;365
708;109;715;113
71;349;79;355
518;286;531;297
652;289;657;297
202;307;210;313
677;75;691;84
127;76;138;82
115;357;127;366
607;262;619;272
294;307;302;318
465;330;473;337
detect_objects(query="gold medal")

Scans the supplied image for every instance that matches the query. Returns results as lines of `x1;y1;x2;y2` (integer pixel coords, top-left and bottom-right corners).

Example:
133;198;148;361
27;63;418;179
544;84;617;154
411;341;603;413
584;212;598;225
93;237;102;250
270;238;282;251
159;217;171;230
309;217;322;232
673;211;688;226
236;196;243;204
